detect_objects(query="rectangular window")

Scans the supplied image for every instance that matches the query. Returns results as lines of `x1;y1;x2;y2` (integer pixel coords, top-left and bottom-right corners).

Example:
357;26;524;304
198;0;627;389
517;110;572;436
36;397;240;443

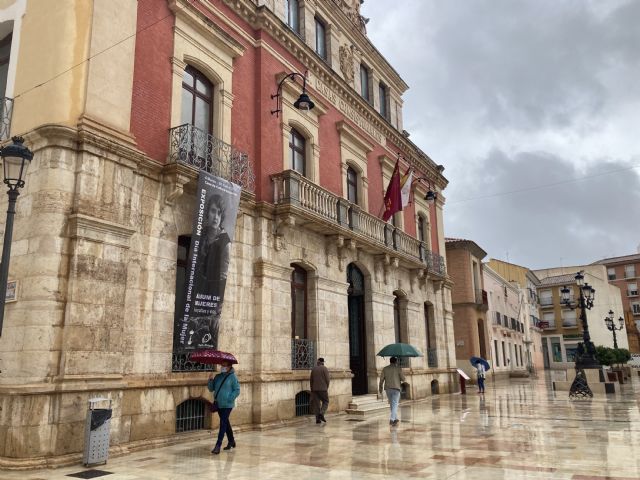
625;265;636;278
628;283;638;296
632;303;640;315
494;339;499;367
503;314;508;327
501;341;506;367
565;344;578;362
286;0;300;34
607;267;616;280
519;345;523;367
551;338;562;362
539;289;553;306
562;310;577;328
379;82;388;119
495;311;501;324
315;17;327;60
543;312;555;328
360;64;370;102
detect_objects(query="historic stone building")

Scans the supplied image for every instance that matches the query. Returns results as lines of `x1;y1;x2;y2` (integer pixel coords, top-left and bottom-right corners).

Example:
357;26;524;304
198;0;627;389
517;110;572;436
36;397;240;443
0;0;455;466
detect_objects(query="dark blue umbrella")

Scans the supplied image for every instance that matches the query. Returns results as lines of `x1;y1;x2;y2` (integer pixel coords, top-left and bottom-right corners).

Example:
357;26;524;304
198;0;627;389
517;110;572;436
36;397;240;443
470;356;490;371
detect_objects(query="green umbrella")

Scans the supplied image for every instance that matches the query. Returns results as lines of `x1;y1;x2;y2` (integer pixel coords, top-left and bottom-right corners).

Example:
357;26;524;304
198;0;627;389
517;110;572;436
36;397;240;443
377;343;423;358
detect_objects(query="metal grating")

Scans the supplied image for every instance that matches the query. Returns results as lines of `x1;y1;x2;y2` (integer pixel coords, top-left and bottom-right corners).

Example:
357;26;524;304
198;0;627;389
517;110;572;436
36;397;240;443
176;398;207;433
291;338;315;370
66;470;113;479
295;391;311;416
0;97;13;141
171;352;215;372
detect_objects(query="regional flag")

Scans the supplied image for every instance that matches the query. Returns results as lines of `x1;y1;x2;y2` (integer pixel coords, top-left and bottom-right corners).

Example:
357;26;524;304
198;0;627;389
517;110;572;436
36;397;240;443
382;159;402;222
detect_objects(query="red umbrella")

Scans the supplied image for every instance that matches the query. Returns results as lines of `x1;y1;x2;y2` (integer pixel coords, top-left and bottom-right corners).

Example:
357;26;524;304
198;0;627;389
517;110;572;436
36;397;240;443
189;349;238;365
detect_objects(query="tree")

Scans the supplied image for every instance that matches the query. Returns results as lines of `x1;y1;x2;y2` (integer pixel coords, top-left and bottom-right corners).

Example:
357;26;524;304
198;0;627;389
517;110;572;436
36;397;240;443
595;346;631;367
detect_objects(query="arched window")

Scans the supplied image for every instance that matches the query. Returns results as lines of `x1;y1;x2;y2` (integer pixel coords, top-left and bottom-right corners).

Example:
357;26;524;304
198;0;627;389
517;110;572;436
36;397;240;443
181;66;213;133
289;128;306;175
291;265;307;339
346;166;358;204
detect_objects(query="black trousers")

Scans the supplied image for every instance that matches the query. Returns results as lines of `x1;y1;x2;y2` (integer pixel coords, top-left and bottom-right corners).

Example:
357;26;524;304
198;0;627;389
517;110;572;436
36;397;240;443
311;390;329;415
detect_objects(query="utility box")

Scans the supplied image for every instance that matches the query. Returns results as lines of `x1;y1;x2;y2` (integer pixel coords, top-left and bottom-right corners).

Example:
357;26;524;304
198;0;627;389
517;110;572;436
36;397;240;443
83;397;112;467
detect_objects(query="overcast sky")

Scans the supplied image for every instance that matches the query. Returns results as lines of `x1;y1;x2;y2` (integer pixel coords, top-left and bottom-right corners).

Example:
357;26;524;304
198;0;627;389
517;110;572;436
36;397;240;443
362;0;640;269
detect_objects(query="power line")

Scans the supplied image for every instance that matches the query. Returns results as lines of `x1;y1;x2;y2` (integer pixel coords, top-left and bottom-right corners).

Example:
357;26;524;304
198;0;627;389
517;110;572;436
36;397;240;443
448;162;640;205
13;1;194;100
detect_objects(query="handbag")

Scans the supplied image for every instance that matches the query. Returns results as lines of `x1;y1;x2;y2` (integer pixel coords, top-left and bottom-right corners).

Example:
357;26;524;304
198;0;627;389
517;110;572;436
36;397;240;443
210;373;231;413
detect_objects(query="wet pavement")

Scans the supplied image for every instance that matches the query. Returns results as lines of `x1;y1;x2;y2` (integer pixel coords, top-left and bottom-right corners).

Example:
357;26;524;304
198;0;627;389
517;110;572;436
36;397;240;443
6;373;640;479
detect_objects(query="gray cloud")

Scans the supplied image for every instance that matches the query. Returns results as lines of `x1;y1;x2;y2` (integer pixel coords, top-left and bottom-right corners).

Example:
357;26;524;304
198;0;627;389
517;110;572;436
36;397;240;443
362;0;640;267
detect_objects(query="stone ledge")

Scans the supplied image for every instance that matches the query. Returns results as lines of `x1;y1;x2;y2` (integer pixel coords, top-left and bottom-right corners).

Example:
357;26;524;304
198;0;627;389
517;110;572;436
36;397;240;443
0;369;356;395
67;213;136;248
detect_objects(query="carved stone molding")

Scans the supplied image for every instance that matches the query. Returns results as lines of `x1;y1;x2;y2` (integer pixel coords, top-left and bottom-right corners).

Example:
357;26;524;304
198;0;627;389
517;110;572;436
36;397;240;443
339;44;355;84
68;213;135;249
274;214;295;251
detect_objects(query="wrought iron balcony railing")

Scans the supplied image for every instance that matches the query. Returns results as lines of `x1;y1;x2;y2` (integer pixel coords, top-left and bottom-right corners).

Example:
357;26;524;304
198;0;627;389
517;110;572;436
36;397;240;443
427;348;438;368
292;338;316;370
0;97;13;141
272;170;446;275
172;352;215;372
169;124;255;192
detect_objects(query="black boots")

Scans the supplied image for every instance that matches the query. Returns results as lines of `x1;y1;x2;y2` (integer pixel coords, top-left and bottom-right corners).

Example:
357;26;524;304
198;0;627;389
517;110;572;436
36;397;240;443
223;441;236;450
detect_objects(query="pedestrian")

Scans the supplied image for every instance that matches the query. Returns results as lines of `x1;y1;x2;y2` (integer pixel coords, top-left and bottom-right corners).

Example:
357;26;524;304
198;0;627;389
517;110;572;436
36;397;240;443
476;362;486;394
208;361;240;454
310;357;330;424
379;357;405;426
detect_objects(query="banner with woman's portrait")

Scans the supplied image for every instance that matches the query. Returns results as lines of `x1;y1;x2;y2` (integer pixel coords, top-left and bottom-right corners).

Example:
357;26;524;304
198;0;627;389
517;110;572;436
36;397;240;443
175;172;241;351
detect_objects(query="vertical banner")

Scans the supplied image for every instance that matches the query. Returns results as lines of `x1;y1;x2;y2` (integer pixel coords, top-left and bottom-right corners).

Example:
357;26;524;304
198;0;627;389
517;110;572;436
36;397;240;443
176;171;241;351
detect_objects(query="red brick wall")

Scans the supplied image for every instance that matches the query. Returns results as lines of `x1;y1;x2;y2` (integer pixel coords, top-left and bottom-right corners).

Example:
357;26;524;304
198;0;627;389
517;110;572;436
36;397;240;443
130;0;175;163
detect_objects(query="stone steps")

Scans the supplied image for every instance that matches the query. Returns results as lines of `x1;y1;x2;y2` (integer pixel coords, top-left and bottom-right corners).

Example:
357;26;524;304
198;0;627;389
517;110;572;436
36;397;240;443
346;394;388;416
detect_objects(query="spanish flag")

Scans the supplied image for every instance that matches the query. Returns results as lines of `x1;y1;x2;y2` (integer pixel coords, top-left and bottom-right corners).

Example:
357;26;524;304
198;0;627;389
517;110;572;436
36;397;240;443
382;159;402;222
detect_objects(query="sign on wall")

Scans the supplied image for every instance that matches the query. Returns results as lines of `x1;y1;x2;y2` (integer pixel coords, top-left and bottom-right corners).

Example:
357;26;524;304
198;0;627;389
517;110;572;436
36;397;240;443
175;171;241;352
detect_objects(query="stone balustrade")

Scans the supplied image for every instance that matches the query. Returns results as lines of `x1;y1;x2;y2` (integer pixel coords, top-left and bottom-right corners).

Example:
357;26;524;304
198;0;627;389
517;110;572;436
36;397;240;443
272;169;446;275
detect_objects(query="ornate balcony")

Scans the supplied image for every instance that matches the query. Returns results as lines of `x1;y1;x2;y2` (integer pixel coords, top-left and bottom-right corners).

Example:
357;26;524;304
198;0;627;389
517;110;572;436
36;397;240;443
292;338;316;370
0;97;13;141
168;124;255;192
272;170;446;276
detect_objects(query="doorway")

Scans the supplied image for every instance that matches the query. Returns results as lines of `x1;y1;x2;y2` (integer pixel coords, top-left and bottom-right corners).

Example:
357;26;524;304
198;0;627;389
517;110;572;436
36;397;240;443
347;263;367;395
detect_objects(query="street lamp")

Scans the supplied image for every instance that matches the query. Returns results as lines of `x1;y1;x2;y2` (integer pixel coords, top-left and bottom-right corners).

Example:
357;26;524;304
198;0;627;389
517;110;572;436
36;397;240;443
604;310;624;349
561;270;600;398
0;136;33;336
270;71;315;117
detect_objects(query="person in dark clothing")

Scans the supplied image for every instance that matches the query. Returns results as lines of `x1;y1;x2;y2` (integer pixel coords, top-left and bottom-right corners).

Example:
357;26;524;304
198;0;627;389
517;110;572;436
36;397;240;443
208;361;241;455
310;358;330;424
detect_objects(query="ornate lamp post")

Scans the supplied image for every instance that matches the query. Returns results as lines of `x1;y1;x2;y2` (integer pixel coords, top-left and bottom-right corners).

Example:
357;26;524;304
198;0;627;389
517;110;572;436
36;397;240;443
270;71;315;117
0;136;33;337
604;310;624;349
560;271;600;398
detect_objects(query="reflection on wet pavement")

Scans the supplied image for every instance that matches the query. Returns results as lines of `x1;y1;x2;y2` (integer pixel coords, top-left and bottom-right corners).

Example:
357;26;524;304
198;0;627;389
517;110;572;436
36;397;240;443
6;373;640;479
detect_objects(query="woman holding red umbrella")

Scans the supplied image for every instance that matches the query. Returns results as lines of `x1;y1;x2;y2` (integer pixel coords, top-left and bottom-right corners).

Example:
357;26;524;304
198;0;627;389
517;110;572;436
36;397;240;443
207;359;240;454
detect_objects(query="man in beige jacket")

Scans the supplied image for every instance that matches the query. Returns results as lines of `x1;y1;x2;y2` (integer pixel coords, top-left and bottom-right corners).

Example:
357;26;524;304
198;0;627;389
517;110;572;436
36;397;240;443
379;357;405;426
310;358;330;424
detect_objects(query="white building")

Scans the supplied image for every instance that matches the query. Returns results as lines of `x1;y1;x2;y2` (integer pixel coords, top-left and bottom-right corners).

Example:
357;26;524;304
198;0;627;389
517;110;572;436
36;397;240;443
533;266;627;369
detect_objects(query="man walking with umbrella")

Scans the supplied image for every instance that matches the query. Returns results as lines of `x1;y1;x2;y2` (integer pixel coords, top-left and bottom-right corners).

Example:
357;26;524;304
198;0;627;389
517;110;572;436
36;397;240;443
379;357;405;426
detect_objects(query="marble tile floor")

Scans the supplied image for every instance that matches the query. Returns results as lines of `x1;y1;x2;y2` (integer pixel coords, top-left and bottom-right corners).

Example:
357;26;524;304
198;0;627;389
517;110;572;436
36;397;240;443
5;373;640;480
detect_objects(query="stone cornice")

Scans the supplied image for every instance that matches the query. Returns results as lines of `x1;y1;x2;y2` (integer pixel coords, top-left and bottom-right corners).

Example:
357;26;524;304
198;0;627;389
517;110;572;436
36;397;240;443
336;120;374;153
68;214;136;248
219;0;448;189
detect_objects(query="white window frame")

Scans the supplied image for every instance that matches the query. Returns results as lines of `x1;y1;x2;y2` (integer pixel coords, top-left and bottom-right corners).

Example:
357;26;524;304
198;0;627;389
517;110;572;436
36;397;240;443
628;283;638;297
625;264;636;279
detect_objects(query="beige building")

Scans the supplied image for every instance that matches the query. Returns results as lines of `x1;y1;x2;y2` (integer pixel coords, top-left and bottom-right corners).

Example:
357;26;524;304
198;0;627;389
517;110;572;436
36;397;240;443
444;238;489;377
0;0;457;467
534;266;627;369
483;265;529;378
487;259;544;374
